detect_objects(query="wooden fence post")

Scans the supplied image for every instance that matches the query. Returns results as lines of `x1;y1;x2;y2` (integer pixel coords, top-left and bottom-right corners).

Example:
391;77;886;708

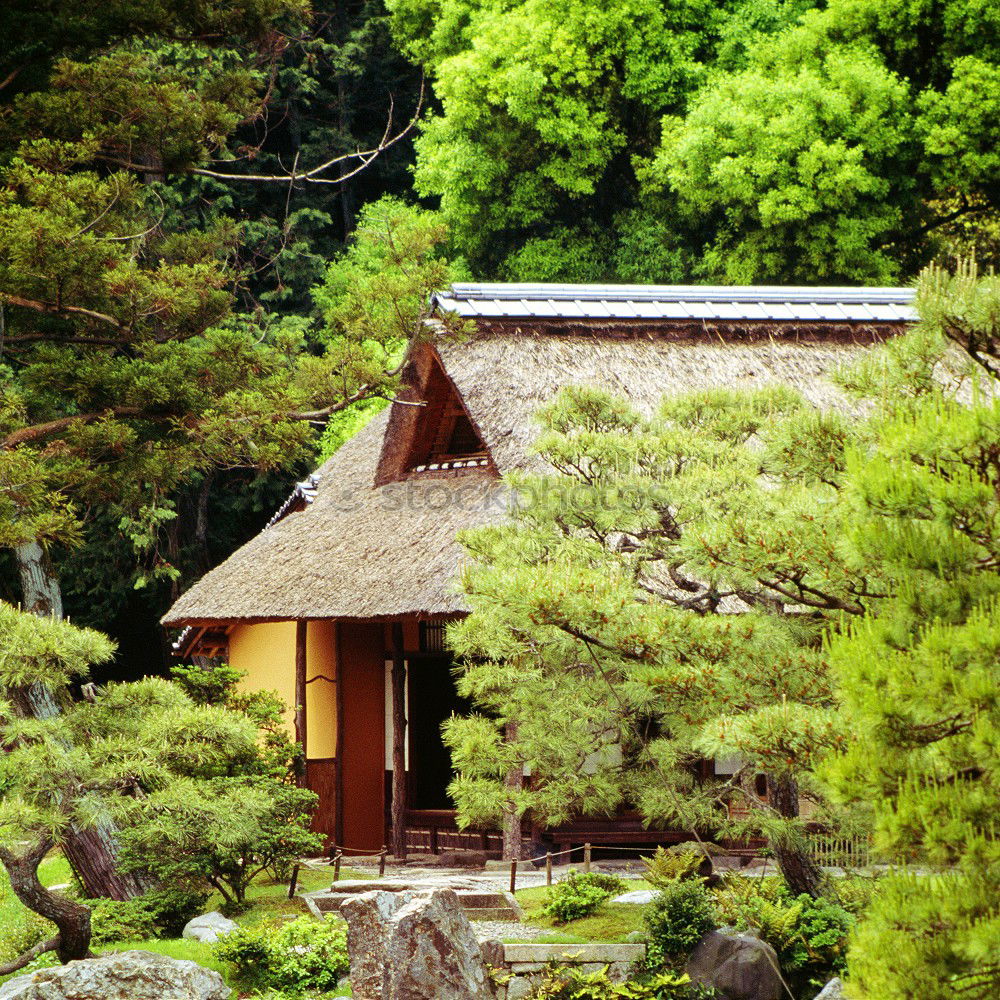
379;847;388;877
333;851;343;883
287;863;300;900
583;843;591;873
545;852;552;887
509;860;517;895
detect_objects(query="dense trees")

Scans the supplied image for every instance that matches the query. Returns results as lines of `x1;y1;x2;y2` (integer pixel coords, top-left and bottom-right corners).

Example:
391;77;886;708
0;1;425;668
389;0;1000;282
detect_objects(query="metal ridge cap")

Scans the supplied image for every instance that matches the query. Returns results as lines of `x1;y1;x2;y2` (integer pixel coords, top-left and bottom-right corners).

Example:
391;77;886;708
438;283;916;305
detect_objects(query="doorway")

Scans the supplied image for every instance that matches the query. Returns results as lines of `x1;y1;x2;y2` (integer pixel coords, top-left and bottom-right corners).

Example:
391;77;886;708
406;655;470;809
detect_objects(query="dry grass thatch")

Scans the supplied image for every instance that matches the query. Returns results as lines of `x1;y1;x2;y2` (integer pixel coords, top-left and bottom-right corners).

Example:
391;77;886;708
163;321;903;625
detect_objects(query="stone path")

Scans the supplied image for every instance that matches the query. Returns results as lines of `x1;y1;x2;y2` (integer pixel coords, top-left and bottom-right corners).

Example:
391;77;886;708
472;921;546;941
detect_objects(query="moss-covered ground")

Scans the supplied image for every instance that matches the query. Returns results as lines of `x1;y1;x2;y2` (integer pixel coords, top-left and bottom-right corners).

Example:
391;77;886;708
512;880;652;944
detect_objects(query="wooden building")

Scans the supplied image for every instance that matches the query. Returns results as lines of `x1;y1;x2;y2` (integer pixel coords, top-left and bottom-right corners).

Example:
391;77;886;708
162;283;916;854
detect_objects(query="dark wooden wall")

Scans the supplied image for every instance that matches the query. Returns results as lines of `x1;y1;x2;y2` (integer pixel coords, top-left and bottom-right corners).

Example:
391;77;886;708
336;622;386;852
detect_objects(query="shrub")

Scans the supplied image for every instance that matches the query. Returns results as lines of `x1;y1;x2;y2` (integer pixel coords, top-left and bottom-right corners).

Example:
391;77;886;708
214;915;349;993
542;872;623;923
90;899;156;946
527;963;708;998
140;888;209;938
643;881;716;970
89;888;207;944
120;776;322;910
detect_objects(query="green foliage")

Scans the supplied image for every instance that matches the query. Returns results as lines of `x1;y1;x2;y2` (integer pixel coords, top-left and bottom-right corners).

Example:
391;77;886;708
656;44;911;282
0;599;114;692
447;380;842;890
89;889;208;945
0;5;429;642
543;873;621;924
0;603;315;954
847;870;1000;1000
642;849;703;890
643;881;715;970
119;777;321;909
214;916;349;994
387;0;732;276
390;0;1000;281
525;964;700;999
714;878;852;988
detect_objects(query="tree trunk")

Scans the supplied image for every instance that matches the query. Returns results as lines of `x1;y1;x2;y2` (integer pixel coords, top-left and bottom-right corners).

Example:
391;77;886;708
15;540;62;617
390;622;408;860
193;471;214;575
0;840;92;963
502;721;523;861
766;772;823;898
10;542;152;901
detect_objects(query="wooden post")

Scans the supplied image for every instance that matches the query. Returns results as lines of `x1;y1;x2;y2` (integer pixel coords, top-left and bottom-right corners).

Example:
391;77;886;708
294;620;308;782
333;851;342;883
509;860;517;894
379;847;388;877
390;622;408;860
545;852;552;886
287;864;300;900
584;843;592;873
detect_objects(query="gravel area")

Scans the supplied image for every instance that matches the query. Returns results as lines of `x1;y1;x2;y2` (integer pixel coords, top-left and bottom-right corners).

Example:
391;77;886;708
472;920;547;941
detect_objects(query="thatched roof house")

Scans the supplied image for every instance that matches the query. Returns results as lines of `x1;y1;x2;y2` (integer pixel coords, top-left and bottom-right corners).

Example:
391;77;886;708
163;283;915;853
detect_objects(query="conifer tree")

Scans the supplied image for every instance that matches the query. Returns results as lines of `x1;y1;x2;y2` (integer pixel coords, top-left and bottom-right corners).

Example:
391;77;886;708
0;600;317;971
822;265;1000;998
448;384;857;894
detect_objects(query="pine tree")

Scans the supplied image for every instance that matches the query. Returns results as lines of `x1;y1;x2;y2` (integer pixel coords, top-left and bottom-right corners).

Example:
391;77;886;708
0;600;318;971
448;384;857;894
821;266;1000;998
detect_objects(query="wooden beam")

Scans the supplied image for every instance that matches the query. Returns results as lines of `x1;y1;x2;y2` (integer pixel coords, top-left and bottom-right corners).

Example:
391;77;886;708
295;620;308;778
390;622;408;860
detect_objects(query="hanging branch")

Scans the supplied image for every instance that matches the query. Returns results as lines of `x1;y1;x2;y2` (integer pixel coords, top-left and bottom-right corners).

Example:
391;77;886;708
97;79;425;188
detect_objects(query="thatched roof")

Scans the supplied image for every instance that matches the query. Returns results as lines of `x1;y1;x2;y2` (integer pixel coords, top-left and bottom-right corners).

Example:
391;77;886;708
164;409;506;624
163;284;913;627
438;332;882;475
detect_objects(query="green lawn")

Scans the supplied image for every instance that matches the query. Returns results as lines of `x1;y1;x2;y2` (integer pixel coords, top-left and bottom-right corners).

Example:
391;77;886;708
513;880;652;943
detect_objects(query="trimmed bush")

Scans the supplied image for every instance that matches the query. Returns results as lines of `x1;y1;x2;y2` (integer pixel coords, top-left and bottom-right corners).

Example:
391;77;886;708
643;881;716;970
542;872;624;923
89;889;207;945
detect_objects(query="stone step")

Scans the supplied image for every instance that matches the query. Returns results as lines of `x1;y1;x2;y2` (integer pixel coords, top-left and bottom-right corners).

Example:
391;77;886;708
302;885;523;923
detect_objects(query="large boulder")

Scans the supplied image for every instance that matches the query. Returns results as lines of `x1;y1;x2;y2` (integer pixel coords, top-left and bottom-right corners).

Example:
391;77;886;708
341;889;416;997
341;887;495;1000
0;950;230;1000
182;911;238;943
814;978;845;999
685;928;785;1000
